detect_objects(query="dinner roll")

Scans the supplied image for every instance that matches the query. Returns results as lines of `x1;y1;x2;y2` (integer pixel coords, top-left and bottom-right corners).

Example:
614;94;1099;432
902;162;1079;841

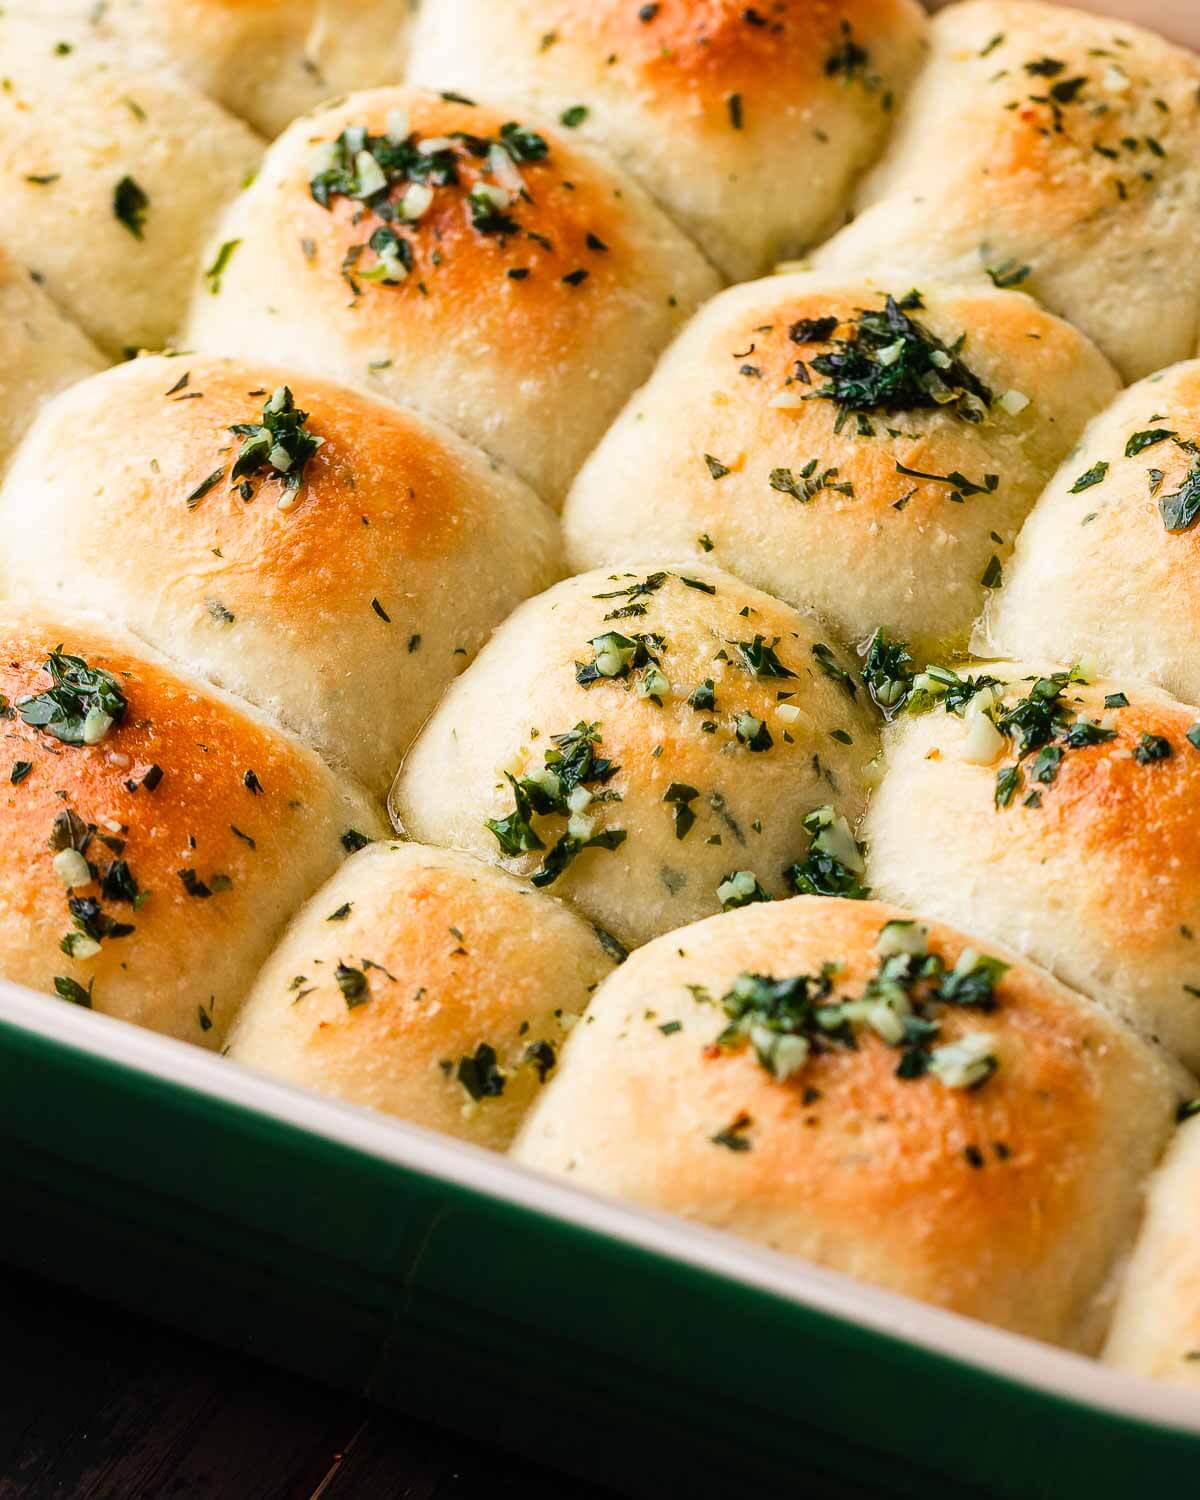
864;659;1200;1069
813;0;1200;381
0;246;106;471
0;14;263;355
184;87;720;505
406;0;928;282
228;842;617;1149
1103;1107;1200;1387
978;359;1200;706
392;564;876;948
0;603;384;1049
0;354;560;801
50;0;414;140
565;274;1117;657
513;895;1183;1349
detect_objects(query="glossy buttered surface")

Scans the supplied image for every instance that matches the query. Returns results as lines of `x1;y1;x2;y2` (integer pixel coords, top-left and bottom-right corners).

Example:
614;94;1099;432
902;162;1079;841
0;0;1197;1388
513;895;1184;1351
0;355;559;800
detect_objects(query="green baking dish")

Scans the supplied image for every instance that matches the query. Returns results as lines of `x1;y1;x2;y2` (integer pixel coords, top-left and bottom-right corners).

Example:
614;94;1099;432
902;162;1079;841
0;980;1195;1499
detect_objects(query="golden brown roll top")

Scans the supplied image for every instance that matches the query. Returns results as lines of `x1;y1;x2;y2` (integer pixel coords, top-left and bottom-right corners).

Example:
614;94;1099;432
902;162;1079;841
1103;1108;1200;1387
814;0;1200;381
565;274;1118;657
0;604;385;1047
864;659;1200;1069
0;246;107;470
0;355;560;800
57;0;414;140
979;359;1200;705
512;895;1184;1349
391;564;877;948
406;0;929;281
184;87;720;505
228;841;617;1149
0;13;263;354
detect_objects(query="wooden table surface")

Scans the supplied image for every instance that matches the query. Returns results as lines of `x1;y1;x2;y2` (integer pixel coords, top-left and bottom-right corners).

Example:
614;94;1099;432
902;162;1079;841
0;1264;618;1500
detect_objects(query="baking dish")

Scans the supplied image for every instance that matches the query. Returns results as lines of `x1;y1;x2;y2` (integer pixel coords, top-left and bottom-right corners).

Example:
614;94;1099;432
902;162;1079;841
2;972;1198;1499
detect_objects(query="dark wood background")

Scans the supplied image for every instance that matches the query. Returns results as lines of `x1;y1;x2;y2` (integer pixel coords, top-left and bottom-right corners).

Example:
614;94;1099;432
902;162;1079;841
0;1264;618;1500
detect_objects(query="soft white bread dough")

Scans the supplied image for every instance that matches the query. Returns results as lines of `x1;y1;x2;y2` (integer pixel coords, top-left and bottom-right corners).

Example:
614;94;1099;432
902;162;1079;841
565;274;1118;657
0;245;106;470
0;602;385;1049
39;0;415;140
813;0;1200;382
979;359;1200;707
513;895;1184;1351
865;661;1200;1070
184;87;720;506
391;564;877;948
926;0;1200;50
1103;1111;1200;1387
0;354;561;801
228;841;617;1150
406;0;929;282
0;14;263;355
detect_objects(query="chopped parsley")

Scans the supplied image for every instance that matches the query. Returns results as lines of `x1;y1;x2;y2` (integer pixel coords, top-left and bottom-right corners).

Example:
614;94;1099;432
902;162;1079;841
713;921;1004;1089
113;175;148;238
204;238;240;295
457;1042;506;1101
824;20;885;99
1159;454;1200;533
575;630;663;688
664;782;700;841
485;722;626;888
17;648;127;746
1133;732;1172;764
807;294;992;429
768;461;853;504
985;260;1031;288
1125;428;1175;457
177;868;230;899
524;1039;557;1082
784;806;868;899
1069;460;1108;493
704;453;731;480
54;975;93;1008
790;315;839;344
335;962;369;1007
716;869;772;911
811;643;858;699
308;118;549;273
967;667;1133;812
711;1113;753;1151
894;461;999;502
859;629;913;715
731;635;795;679
734;711;772;752
185;469;224;510
229;386;323;494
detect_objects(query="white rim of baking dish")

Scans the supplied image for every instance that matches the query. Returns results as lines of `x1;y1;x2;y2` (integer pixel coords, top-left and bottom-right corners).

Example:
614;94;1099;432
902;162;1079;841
0;974;1195;1438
